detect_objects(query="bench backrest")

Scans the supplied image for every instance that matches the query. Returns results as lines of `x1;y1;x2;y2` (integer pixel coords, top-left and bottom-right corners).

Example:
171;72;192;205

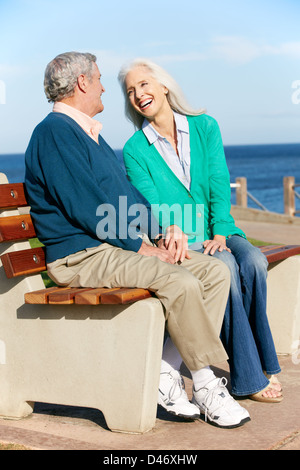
0;182;46;278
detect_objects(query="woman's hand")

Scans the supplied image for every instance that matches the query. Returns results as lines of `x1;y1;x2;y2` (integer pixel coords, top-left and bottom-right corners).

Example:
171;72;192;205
162;225;191;263
203;235;231;255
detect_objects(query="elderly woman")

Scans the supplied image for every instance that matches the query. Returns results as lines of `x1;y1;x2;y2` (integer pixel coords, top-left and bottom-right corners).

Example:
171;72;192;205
118;58;283;404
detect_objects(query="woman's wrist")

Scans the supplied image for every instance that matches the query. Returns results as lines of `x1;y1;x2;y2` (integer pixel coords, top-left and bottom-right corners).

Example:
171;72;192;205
213;234;226;244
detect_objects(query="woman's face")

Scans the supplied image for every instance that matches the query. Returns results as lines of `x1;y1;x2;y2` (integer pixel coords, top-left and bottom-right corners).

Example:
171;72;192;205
125;66;169;120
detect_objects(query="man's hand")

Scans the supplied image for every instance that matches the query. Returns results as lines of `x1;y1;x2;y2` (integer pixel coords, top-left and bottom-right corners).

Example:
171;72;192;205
203;235;231;255
138;241;176;264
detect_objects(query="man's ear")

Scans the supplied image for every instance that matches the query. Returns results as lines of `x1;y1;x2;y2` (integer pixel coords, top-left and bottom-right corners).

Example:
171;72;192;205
77;74;88;93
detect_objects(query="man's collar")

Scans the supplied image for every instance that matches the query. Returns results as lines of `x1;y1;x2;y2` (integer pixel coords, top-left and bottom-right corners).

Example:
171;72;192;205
53;102;103;141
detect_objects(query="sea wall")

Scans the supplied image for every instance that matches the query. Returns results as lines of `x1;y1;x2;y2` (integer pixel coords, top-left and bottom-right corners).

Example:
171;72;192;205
231;205;300;226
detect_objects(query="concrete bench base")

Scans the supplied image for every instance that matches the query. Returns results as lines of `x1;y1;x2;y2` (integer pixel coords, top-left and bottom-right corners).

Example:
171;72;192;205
0;279;165;433
0;234;165;434
267;256;300;355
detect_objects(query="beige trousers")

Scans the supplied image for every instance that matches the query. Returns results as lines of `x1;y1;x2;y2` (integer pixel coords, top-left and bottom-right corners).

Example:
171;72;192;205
47;243;230;371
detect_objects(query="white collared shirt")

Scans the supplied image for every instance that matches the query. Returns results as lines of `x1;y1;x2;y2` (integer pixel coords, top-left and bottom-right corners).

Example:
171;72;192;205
142;112;191;190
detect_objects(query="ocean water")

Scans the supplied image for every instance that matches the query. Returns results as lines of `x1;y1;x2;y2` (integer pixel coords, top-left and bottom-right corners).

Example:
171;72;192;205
224;143;300;214
1;143;300;215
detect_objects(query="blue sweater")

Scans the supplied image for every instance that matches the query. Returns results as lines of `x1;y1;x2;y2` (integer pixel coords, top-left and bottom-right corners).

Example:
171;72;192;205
25;112;159;263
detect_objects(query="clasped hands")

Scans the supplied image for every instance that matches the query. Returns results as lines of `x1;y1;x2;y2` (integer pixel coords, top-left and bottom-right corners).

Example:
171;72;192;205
138;226;231;264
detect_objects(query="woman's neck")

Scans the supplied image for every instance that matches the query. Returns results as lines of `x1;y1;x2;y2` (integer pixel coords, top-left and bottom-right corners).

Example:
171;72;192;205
151;104;175;134
149;107;178;155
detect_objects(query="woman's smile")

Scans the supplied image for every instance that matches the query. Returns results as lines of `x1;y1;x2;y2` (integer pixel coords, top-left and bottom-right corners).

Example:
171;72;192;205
139;98;153;110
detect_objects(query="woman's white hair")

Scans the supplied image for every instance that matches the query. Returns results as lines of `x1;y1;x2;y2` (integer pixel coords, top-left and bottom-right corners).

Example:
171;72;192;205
118;58;205;129
44;51;97;103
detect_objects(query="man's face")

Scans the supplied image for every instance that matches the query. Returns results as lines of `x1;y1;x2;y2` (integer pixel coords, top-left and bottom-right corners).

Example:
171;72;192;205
85;63;105;117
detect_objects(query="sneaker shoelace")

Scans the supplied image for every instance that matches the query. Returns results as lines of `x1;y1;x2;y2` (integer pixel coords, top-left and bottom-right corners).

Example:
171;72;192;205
200;377;234;422
160;371;187;404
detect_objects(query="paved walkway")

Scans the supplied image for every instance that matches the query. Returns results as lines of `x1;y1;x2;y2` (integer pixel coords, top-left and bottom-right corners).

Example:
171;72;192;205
0;355;299;451
236;219;300;245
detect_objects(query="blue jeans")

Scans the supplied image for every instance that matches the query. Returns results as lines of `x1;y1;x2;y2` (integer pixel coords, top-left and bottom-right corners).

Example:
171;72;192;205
196;235;281;395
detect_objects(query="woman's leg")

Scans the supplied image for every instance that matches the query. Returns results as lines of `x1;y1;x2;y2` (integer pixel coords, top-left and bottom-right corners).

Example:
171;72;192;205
197;236;280;396
226;236;281;377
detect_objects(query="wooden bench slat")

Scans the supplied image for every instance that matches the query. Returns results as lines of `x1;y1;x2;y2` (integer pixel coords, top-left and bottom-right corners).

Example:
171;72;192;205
0;183;28;209
0;214;37;242
25;286;65;304
1;247;46;278
259;245;300;263
100;288;153;304
48;287;94;304
259;244;284;251
75;287;120;305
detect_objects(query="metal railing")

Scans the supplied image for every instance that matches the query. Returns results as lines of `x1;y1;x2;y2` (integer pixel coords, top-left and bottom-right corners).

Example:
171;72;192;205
230;177;269;212
231;176;300;216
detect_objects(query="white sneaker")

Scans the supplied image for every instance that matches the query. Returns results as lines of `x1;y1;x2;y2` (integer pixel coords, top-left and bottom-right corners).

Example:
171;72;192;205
192;377;250;428
158;370;200;419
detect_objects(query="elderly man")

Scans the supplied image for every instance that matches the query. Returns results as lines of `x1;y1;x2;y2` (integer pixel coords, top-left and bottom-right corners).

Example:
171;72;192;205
25;52;250;428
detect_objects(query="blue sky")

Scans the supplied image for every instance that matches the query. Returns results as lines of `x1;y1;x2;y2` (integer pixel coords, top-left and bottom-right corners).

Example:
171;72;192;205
0;0;300;153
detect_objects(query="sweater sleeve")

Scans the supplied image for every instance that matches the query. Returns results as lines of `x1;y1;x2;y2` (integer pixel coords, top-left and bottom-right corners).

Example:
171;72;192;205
206;118;244;238
28;118;143;252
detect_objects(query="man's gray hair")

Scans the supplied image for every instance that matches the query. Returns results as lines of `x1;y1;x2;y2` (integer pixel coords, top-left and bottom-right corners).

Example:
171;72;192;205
44;51;97;102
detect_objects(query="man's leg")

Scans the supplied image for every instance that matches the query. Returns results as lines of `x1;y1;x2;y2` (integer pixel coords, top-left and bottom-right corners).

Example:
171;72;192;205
48;244;229;371
48;245;250;427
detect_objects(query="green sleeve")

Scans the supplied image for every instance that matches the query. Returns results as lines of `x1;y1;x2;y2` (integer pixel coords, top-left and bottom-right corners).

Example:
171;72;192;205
206;119;245;238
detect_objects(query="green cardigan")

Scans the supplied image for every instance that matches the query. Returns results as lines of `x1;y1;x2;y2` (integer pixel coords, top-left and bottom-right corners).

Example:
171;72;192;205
123;114;245;244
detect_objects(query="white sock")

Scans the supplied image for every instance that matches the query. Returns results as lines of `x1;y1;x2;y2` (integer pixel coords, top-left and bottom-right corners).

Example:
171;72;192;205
191;366;216;391
160;338;216;391
161;337;183;373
